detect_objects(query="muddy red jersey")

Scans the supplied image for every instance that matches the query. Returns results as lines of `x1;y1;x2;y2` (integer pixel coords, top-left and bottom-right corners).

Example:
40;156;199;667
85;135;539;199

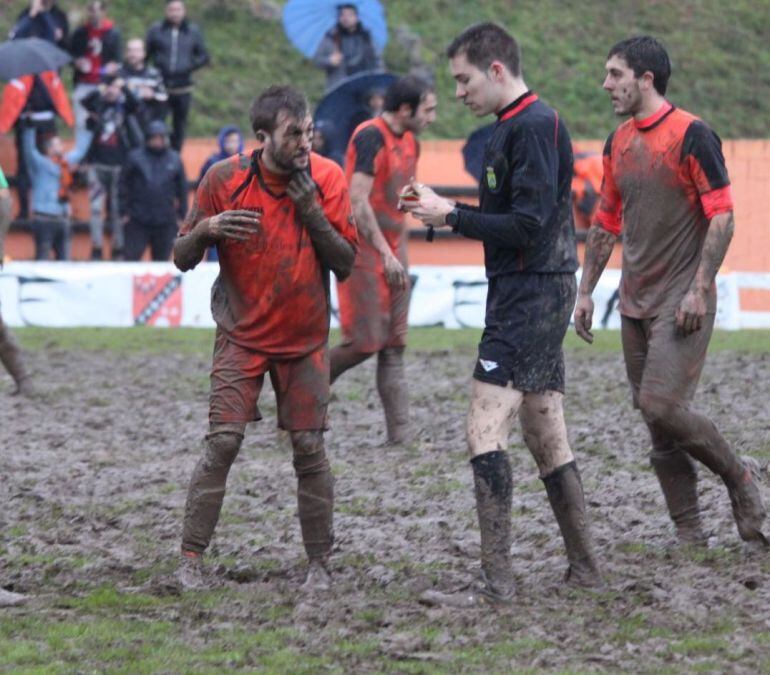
180;151;357;357
595;102;733;318
344;116;418;251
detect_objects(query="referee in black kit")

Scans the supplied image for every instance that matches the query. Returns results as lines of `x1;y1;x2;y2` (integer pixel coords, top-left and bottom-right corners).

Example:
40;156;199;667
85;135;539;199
402;22;602;606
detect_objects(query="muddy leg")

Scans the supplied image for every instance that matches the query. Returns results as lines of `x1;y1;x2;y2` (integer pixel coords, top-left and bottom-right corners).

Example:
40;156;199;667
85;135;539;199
376;347;409;444
329;343;373;384
519;392;602;586
291;430;334;589
467;380;521;599
649;425;706;545
181;425;245;554
639;394;766;543
0;319;33;396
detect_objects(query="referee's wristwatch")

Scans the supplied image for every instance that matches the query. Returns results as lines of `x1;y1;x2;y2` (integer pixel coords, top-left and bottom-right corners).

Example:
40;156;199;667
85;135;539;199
445;207;461;232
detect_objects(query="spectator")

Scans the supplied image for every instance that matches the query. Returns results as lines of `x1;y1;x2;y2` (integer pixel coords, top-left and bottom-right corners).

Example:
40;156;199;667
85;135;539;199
6;1;72;220
82;76;144;260
22;123;91;260
571;149;603;231
313;4;381;90
197;125;243;184
119;37;169;129
146;0;210;151
311;119;344;166
9;0;69;47
70;1;122;137
120;120;187;261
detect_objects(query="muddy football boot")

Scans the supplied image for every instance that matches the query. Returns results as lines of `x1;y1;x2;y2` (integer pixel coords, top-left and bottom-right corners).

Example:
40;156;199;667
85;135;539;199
542;462;604;589
301;559;331;593
176;554;207;591
0;588;27;607
727;458;768;545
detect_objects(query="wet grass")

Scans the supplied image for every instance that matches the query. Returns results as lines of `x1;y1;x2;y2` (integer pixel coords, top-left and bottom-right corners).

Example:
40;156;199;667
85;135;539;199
14;326;770;356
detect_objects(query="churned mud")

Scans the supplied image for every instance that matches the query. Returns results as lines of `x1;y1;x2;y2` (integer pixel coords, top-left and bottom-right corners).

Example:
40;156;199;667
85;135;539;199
1;341;769;671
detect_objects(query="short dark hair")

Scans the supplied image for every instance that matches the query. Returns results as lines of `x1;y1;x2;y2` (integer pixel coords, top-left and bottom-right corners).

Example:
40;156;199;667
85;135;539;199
608;36;671;96
383;75;433;115
88;0;106;9
337;4;357;13
446;22;521;77
249;85;308;136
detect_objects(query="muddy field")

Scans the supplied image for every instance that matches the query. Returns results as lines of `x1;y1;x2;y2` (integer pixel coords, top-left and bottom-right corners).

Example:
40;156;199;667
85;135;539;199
1;333;769;672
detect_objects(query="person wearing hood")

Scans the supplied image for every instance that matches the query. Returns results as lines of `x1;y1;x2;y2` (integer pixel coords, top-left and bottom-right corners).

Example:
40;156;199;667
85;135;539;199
70;1;123;137
119;120;187;261
198;126;244;184
313;4;381;90
198;126;244;261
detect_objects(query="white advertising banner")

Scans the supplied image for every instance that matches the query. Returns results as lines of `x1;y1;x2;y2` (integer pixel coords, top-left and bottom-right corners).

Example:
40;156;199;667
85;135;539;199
0;262;766;330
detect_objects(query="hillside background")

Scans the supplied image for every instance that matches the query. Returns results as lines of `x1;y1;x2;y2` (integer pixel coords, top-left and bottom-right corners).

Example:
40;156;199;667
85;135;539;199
1;0;768;139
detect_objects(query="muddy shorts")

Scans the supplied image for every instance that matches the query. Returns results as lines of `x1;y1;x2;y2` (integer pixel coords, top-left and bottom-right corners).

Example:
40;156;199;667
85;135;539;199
209;329;329;430
473;272;576;393
336;239;410;353
621;309;715;409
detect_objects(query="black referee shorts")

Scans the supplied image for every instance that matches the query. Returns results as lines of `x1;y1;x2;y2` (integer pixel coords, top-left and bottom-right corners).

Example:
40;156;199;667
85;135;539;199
473;272;576;393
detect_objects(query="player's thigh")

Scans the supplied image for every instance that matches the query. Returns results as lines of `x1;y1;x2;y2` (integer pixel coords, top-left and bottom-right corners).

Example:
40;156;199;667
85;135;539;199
638;310;715;410
270;346;330;431
337;246;390;353
209;330;268;426
466;379;523;456
620;315;651;409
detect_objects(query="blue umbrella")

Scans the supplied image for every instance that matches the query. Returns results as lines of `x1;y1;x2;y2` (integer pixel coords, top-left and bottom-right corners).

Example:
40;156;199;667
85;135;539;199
462;123;495;184
313;71;397;165
283;0;388;59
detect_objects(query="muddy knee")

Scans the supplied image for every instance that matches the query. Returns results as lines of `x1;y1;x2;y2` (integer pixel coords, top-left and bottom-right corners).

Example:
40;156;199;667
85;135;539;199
290;430;329;475
202;429;244;470
378;346;404;368
638;391;680;430
519;392;574;475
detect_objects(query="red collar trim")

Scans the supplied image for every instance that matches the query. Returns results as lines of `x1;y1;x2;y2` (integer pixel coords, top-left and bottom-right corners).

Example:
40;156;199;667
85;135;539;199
498;93;539;123
634;100;673;130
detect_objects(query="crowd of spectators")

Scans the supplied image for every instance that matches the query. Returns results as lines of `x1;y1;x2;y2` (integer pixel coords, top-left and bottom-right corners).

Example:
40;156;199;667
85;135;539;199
0;1;386;262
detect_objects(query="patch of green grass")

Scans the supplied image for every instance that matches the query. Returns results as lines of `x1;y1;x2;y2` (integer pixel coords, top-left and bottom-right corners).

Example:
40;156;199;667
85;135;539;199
16;327;769;357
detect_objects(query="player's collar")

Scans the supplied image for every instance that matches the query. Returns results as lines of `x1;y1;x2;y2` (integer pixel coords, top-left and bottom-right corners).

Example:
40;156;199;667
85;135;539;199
634;100;674;131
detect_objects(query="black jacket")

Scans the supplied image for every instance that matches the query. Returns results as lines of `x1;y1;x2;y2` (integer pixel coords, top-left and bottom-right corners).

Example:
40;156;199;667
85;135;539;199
120;146;187;225
145;18;210;90
453;93;578;276
83;87;144;166
118;62;169;128
312;24;380;89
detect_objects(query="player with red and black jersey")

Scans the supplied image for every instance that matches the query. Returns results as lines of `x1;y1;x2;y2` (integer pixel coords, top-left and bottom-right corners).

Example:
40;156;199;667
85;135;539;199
575;36;767;547
173;86;357;591
331;76;436;444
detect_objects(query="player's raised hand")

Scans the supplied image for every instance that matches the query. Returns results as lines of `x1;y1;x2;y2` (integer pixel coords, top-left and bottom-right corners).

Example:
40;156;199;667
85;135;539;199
574;293;595;343
287;170;319;214
207;210;261;242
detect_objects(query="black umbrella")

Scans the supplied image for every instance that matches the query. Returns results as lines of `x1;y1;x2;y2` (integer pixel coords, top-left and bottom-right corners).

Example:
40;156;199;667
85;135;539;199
462;123;495;184
313;71;397;165
0;37;72;81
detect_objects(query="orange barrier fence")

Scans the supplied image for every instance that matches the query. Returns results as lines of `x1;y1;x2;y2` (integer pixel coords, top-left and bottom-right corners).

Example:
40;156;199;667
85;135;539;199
1;136;768;273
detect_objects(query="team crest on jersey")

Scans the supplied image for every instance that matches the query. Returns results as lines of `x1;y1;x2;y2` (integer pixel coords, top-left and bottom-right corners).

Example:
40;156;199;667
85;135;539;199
485;166;497;190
